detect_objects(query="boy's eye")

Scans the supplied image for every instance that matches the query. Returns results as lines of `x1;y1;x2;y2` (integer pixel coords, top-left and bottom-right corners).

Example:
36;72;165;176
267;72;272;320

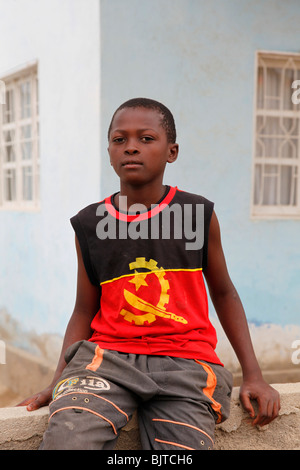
112;137;125;143
141;136;154;142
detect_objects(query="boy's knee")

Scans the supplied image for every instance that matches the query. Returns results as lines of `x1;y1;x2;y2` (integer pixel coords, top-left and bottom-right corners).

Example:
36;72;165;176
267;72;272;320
41;392;124;450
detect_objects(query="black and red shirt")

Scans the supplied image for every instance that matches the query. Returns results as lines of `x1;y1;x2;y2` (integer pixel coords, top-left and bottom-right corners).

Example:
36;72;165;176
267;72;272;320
70;186;222;365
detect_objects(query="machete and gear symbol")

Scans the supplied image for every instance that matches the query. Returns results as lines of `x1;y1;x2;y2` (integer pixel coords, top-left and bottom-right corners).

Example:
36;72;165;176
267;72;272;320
120;257;187;326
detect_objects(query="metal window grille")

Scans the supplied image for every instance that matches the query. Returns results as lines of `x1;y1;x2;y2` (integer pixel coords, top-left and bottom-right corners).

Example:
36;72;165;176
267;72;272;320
0;63;39;210
252;51;300;218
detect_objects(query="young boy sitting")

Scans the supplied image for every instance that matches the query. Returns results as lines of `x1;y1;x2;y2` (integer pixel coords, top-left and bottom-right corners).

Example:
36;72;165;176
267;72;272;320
19;98;280;450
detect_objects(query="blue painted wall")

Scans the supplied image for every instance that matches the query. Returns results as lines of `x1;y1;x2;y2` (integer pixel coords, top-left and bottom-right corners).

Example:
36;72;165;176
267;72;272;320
100;0;300;327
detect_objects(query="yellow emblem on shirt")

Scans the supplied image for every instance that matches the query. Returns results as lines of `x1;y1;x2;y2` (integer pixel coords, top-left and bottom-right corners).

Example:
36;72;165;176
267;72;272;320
120;257;187;326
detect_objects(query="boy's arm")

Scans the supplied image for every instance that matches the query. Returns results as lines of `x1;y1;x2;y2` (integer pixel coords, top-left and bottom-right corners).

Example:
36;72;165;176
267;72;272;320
204;211;280;426
19;235;100;411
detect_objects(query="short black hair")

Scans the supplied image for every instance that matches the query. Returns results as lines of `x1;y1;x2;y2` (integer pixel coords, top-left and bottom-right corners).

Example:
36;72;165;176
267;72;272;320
108;97;177;143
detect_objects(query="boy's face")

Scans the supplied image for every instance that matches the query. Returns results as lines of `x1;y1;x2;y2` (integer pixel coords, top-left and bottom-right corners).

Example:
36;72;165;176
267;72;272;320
108;107;178;188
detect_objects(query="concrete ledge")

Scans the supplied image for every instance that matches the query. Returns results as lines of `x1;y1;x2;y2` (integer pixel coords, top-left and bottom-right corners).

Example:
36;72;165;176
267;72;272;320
214;382;300;450
0;406;49;450
1;382;300;450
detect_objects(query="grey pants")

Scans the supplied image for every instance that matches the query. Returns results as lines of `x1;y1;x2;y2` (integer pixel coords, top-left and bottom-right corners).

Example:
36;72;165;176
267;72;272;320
41;340;232;450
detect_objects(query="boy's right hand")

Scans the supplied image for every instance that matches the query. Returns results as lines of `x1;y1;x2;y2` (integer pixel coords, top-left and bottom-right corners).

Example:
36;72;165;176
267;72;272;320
17;385;53;411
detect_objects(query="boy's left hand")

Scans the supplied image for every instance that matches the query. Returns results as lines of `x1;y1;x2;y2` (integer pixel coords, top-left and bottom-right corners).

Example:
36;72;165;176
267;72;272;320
239;379;281;426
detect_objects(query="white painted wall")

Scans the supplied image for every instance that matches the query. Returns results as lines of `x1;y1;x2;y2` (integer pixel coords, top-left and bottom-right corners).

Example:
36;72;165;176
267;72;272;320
0;0;101;334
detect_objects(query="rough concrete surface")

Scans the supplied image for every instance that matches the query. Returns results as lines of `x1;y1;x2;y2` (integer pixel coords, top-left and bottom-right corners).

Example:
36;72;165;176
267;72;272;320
1;382;299;450
214;383;300;450
0;406;49;450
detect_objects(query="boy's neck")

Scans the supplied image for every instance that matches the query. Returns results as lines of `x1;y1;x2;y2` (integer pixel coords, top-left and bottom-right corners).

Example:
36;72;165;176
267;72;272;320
115;183;167;212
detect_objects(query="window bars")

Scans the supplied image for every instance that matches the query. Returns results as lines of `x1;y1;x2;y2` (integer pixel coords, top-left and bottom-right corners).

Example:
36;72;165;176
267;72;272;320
252;52;300;218
0;63;39;210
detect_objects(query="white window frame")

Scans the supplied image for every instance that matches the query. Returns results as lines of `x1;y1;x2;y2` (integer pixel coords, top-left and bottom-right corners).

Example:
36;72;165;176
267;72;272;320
0;61;40;211
251;50;300;219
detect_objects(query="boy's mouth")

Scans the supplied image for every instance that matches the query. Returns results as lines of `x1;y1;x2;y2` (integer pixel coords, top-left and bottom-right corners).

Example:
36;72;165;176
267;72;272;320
122;160;143;167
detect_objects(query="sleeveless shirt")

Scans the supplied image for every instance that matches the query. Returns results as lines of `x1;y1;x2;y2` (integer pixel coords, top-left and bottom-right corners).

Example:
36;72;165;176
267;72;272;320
70;186;222;365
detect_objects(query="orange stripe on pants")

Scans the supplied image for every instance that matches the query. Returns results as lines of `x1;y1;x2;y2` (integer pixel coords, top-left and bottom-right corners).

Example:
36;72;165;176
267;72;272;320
195;360;223;423
86;345;104;371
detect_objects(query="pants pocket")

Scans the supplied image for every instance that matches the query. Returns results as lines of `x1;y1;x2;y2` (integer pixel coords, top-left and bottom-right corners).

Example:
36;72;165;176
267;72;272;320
152;418;214;450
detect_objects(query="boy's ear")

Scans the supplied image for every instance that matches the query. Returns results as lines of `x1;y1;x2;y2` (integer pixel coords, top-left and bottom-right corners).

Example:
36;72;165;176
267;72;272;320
167;143;179;164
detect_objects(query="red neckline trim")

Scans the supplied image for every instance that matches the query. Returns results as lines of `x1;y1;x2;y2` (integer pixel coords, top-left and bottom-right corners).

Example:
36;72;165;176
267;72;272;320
104;186;177;222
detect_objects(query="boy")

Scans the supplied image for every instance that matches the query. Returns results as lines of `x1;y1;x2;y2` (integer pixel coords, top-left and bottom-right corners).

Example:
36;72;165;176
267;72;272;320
20;98;280;450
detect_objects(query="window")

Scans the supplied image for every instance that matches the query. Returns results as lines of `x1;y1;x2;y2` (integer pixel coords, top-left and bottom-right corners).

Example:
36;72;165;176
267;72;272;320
0;62;39;210
251;51;300;218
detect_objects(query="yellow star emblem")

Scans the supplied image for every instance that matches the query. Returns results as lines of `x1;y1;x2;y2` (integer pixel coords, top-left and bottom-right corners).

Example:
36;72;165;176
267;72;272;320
129;271;148;291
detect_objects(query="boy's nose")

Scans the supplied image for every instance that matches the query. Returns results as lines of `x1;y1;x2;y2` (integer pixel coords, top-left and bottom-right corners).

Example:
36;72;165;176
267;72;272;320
125;147;139;155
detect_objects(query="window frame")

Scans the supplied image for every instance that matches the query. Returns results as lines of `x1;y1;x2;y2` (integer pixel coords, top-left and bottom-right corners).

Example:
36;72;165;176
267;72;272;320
251;50;300;220
0;61;40;211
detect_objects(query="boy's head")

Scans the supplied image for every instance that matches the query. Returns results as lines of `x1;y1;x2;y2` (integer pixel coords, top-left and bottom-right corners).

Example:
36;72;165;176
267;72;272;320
108;97;177;144
107;98;179;189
